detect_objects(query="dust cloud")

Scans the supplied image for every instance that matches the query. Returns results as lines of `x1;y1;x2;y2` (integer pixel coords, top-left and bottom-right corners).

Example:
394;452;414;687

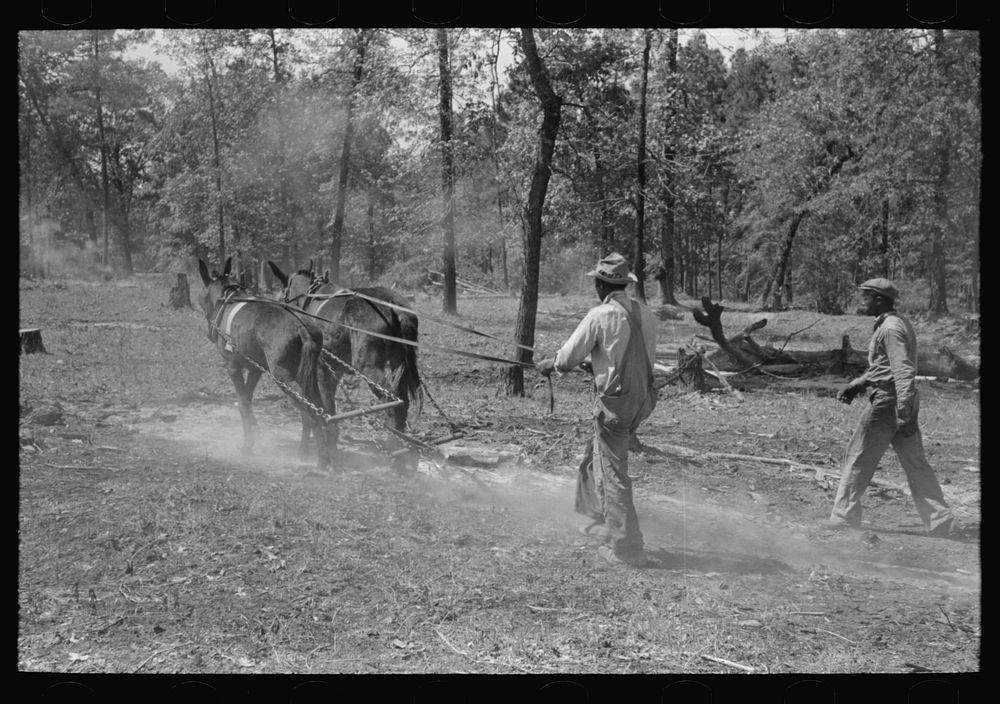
136;403;979;592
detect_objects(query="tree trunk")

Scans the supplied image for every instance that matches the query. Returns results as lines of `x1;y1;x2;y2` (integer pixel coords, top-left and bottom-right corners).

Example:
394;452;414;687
657;29;680;306
329;29;368;283
486;29;510;294
268;29;283;83
879;197;890;277
505;28;561;396
595;151;614;255
761;211;806;310
367;193;378;279
168;273;193;309
437;28;458;315
970;236;979;314
927;29;950;315
632;30;652;303
718;180;728;299
116;212;135;276
501;238;510;292
200;39;227;263
92;32;112;269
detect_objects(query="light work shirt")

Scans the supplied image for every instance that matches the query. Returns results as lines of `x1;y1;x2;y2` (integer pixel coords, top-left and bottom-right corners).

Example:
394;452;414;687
553;290;658;395
857;311;919;420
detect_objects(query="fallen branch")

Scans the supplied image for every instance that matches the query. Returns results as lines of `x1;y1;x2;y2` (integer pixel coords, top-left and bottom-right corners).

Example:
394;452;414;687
812;627;857;645
687;450;832;476
43;463;113;471
692;298;764;369
937;605;957;632
698;349;744;401
778;319;821;352
133;642;187;673
691;298;979;381
700;653;755;673
435;627;470;658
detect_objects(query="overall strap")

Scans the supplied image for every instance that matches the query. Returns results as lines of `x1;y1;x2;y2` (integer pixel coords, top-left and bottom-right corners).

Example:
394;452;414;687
609;298;652;385
621;300;652;376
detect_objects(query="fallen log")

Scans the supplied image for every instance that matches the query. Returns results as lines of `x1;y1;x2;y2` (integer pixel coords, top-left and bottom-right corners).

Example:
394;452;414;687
691;298;979;381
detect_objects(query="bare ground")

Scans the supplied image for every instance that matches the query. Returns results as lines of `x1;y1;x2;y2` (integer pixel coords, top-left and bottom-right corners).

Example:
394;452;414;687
18;276;980;684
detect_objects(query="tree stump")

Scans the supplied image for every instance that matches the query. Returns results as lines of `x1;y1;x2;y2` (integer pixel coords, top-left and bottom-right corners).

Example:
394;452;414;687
168;273;193;309
20;328;47;355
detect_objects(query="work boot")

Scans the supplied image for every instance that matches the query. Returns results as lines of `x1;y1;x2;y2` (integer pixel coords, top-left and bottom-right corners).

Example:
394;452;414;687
597;544;652;568
579;520;611;539
818;517;860;531
927;520;959;539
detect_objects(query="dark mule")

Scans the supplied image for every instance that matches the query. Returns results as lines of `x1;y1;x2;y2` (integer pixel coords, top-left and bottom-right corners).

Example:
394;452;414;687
197;257;330;470
267;262;422;458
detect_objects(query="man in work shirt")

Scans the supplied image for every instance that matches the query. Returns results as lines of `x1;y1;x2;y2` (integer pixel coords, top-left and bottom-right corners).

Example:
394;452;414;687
536;252;659;567
823;278;956;537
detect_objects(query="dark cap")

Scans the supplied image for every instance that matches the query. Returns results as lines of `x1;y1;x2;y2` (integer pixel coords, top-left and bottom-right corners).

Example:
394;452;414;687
858;277;899;301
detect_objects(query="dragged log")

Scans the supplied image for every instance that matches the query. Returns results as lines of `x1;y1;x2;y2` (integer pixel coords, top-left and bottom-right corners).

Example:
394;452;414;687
918;347;980;381
692;298;766;369
692;297;979;381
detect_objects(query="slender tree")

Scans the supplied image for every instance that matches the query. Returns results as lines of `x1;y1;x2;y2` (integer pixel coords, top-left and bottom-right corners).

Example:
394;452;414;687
926;29;950;314
505;28;562;396
436;28;458;314
329;29;369;282
655;28;680;305
632;29;652;303
91;32;112;267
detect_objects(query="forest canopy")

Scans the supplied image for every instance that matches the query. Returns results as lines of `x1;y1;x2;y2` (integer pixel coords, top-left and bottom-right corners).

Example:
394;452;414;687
18;28;980;316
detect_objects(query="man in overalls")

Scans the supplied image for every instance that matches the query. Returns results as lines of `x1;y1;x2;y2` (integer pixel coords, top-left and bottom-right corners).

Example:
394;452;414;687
536;253;659;567
822;278;956;537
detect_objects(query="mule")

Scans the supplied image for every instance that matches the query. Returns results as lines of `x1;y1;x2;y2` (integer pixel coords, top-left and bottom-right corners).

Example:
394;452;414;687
267;262;422;459
197;257;330;470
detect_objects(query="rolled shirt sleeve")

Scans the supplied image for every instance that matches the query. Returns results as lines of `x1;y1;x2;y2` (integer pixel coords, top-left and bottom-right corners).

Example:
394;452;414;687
554;311;601;372
883;319;918;420
553;291;647;394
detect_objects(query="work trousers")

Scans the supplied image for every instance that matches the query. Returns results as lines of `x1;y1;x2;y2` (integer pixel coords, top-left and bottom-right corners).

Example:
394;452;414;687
575;416;645;558
831;388;953;531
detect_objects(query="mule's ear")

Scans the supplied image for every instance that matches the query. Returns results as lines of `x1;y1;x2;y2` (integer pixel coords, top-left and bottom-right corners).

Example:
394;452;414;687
222;257;232;277
198;259;212;287
323;269;330;282
268;260;288;287
308;258;314;275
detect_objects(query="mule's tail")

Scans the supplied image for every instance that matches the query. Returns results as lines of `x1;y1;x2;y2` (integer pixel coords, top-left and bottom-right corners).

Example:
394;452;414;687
396;309;423;416
296;323;323;412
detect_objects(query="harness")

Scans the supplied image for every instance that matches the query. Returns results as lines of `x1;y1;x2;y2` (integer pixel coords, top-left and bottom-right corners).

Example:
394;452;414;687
209;284;244;346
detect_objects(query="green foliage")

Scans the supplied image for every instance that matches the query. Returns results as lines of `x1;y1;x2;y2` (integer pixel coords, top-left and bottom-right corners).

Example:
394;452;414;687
19;28;978;318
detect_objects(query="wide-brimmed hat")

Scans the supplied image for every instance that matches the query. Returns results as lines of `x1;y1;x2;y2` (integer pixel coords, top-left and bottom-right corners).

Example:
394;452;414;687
858;277;899;301
586;252;638;285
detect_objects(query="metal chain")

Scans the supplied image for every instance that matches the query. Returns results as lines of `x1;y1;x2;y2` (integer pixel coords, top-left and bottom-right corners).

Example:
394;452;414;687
320;348;402;404
209;292;452;467
317;344;413;458
419;379;459;433
208;315;337;423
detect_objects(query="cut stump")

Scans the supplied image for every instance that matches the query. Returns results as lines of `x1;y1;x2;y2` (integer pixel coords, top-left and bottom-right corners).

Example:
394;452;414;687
20;328;47;355
168;273;193;309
